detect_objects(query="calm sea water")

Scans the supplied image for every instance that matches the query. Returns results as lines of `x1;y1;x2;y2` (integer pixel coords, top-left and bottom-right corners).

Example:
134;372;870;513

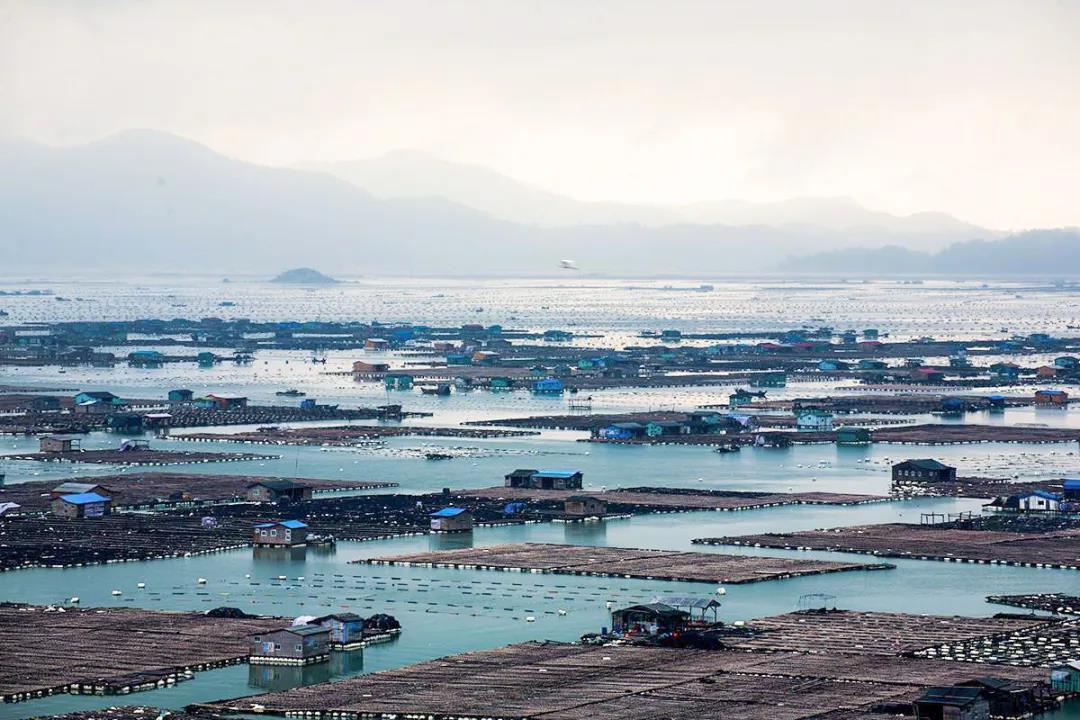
1;276;1078;719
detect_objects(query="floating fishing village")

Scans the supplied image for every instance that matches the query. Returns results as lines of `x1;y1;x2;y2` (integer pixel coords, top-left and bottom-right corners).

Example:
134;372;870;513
1;276;1080;720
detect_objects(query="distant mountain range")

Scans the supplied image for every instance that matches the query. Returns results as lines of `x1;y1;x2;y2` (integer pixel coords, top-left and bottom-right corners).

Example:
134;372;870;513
305;150;991;251
780;230;1080;275
1;129;1069;276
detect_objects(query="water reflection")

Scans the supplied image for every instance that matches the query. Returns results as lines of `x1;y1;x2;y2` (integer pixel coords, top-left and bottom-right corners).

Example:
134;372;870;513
247;650;364;692
429;531;475;552
563;519;608;544
254;546;309;563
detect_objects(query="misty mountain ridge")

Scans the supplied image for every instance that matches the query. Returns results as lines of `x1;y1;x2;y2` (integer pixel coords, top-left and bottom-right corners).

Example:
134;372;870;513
781;229;1080;275
0;128;1049;276
306;149;993;249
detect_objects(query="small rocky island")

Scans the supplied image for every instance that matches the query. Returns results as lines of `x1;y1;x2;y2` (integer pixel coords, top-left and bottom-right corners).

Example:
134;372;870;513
270;267;338;284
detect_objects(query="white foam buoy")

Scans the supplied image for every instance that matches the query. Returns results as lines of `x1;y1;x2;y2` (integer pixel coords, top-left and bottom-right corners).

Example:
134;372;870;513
137;582;146;589
111;589;122;596
557;609;567;616
197;578;207;585
526;616;535;623
716;587;727;595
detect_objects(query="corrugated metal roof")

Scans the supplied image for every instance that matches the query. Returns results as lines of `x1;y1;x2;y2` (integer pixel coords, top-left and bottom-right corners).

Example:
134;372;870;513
917;686;983;706
653;595;722;610
431;507;468;517
254;520;308;529
536;470;580;478
898;459;952;470
248;479;309;491
52;482;104;493
284;624;329;637
1019;490;1061;500
58;492;110;505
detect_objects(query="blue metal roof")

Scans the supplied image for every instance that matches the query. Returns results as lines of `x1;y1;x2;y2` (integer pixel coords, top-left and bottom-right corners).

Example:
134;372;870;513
254;520;308;529
536;470;579;478
1019;490;1060;500
1064;479;1080;489
431;507;468;517
58;492;110;505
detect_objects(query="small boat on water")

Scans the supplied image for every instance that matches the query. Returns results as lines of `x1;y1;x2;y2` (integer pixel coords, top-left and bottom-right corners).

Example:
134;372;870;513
275;389;306;397
425;452;454;461
420;383;452;396
713;444;741;454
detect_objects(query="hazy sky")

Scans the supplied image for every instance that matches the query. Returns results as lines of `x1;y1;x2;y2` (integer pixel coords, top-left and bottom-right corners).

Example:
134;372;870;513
2;0;1078;229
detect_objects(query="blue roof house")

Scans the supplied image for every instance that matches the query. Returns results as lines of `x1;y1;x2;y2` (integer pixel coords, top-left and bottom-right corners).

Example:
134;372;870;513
532;378;565;394
51;492;111;519
430;507;473;532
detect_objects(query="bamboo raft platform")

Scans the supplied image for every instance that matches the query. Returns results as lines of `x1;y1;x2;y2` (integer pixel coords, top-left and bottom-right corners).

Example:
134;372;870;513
988;593;1080;615
0;515;252;571
866;423;1080;445
697;522;1080;570
722;609;1048;656
0;510;422;572
27;707;204;720
192;625;1051;720
0;404;425;436
457;486;891;512
0;449;279;466
177;425;538;447
910;617;1080;667
0;472;397;513
0;604;285;703
587;423;1080;448
894;477;1064;499
466;410;695;430
708;393;1034;415
360;543;893;585
466;411;904;431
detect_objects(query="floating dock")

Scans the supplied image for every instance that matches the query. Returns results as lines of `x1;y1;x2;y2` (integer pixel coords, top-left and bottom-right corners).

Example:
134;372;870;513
360;542;893;585
988;593;1080;615
0;472;396;513
178;425;537;446
458;486;891;511
0;514;252;571
192;611;1056;720
0;449;279;466
697;521;1080;570
0;604;284;703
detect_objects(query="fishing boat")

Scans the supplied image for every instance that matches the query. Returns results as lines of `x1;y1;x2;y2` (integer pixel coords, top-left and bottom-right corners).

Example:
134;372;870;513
420;383;452;396
275;389;306;397
713;443;741;454
425;452;454;461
